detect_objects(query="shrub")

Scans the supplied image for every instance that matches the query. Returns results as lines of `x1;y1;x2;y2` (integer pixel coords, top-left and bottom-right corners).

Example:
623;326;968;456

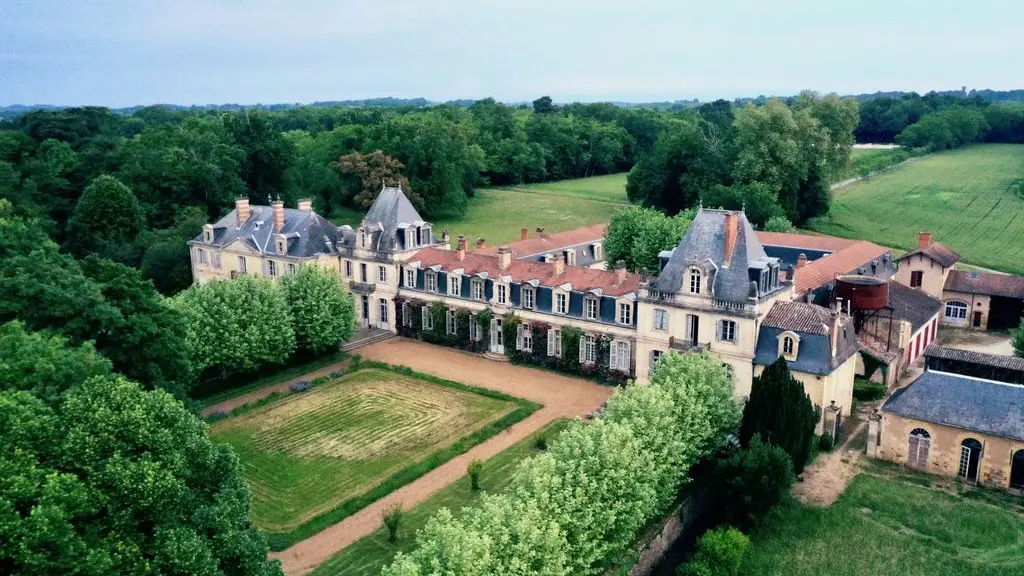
534;434;548;451
468;459;483;491
679;527;749;576
818;434;834;451
763;215;793;232
740;357;817;474
853;378;886;401
382;502;405;542
715;436;795;531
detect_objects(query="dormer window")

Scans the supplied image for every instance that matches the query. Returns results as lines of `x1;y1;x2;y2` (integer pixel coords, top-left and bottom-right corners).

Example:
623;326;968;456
405;268;416;288
425;271;437;292
277;239;286;254
359;229;367;248
779;332;799;361
593;243;602;260
783;336;794;355
203;224;214;243
689;268;701;294
585;297;598;320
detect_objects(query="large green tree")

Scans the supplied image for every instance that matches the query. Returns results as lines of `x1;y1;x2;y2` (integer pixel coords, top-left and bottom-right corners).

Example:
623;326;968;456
280;265;356;354
0;320;112;403
739;357;818;474
604;206;693;272
337;150;421;210
64;174;146;262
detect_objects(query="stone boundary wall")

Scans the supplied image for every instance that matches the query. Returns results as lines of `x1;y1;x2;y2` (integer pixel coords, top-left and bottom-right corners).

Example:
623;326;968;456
623;489;712;576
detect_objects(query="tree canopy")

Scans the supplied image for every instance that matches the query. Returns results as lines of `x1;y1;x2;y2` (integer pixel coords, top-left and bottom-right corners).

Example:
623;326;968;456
280;264;357;354
739;357;818;474
603;206;693;272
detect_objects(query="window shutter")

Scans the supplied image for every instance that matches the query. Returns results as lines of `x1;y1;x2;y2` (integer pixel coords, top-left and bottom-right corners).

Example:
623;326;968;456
516;324;524;350
547;329;556;356
609;340;619;369
421;306;428;329
621;342;631;368
579;337;586;362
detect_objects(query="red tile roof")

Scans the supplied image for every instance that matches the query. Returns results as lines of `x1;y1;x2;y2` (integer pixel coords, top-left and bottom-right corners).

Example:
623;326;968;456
406;246;640;297
944;269;1024;299
897;242;960;268
755;231;860;252
476;224;606;258
762;301;837;335
792;241;890;295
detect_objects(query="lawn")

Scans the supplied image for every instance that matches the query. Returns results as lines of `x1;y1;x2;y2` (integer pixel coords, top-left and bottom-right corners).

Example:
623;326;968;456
209;368;518;533
809;143;1024;275
740;474;1024;576
310;419;570;576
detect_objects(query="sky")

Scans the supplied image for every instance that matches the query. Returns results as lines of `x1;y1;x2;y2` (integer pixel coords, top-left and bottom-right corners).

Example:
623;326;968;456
1;0;1022;107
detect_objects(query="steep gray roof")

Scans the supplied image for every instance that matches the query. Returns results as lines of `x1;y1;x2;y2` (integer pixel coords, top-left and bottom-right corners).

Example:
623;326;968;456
191;205;339;258
653;209;774;302
356;186;429;251
883;370;1024;441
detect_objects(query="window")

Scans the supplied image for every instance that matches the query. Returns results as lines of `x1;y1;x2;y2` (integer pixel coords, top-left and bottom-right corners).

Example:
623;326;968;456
783;336;795;355
204;229;212;242
286;263;296;275
196;248;207;265
421;305;433;330
378;266;388;283
959;438;983;481
212;252;221;269
360;230;367;248
237;256;247;274
649;350;663;372
580;335;597;363
345;260;353;277
653;309;668;331
405;268;416;288
594;244;602;260
556;293;568;314
610;341;631;372
360;263;367;282
497;284;507;305
689;268;701;294
448;275;461;296
547;329;562;357
426;271;437;292
910;270;923;288
945;300;968;320
522;287;535;309
517;324;532;352
618;302;632;325
469;314;479;341
402;302;412;327
472;279;484;300
565;250;576;266
268;260;277;277
446;310;457;335
719;320;736;342
907;428;931;470
585;297;598;320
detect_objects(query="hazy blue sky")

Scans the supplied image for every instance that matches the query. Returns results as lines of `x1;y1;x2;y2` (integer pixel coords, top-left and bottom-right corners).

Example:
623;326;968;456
2;0;1021;107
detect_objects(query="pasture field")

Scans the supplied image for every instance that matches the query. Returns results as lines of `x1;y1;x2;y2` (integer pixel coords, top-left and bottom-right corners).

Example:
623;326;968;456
310;419;570;576
810;144;1024;275
209;368;518;534
739;474;1024;576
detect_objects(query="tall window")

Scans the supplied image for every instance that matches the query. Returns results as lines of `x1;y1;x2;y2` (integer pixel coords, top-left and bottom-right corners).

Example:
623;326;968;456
497;284;507;305
469;314;479;341
719;320;736;342
547;329;562;357
286;263;296;275
653;309;668;331
618;302;632;325
421;306;433;330
907;428;931;470
345;260;353;277
446;309;457;335
426;271;437;292
522;287;535;310
360;230;367;248
378;266;388;283
405;268;416;287
910;270;923;288
556;293;568;314
237;256;247;274
268;260;277;277
212;252;221;269
585;297;598;320
945;301;968;320
518;324;533;352
594;244;602;260
580;335;597;363
689;269;701;294
783;336;795;355
610;341;631;371
649;349;663;372
449;275;461;296
197;248;207;265
472;279;484;300
402;302;412;327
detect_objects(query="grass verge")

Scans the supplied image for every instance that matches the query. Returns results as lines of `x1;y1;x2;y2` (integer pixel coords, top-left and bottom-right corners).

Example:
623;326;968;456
193;351;348;408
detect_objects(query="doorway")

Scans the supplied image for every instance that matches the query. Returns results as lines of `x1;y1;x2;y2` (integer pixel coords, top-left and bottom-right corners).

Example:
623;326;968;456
686;314;699;347
361;295;370;328
490;317;504;354
972;311;983;329
377;298;389;330
1011;450;1024;490
958;438;983;482
359;263;368;283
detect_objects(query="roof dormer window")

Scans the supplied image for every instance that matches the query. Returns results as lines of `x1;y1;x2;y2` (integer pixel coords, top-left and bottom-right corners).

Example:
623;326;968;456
778;331;800;361
203;224;214;243
689;268;702;295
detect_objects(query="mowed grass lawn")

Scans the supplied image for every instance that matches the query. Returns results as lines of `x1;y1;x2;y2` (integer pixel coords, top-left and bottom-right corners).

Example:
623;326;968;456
209;368;517;533
310;420;570;576
740;474;1024;576
810;144;1024;275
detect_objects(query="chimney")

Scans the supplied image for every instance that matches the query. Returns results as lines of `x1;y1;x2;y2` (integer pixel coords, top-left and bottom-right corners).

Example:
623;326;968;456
723;212;738;264
271;200;285;232
297;198;313;212
918;230;932;249
615;260;627;284
497;246;512;270
456;235;467;261
521;228;529;241
235;197;251;227
796;253;808;269
476;237;486;250
553;253;564;276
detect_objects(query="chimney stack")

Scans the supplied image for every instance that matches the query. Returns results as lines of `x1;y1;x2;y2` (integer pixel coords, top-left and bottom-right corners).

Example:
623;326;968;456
723;212;738;263
297;198;313;212
615;260;627;284
553;253;565;276
521;228;529;241
271;200;285;232
918;230;932;249
475;237;486;250
796;253;808;270
235;197;251;228
456;235;466;261
497;246;512;270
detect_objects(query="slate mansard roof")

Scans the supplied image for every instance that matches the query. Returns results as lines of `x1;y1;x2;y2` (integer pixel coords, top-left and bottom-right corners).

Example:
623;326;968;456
192;204;340;258
476;224;606;266
754;301;859;376
653;209;779;302
883;370;1024;441
338;186;435;251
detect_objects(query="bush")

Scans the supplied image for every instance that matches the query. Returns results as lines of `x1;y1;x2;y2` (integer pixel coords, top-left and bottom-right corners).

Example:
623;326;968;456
382;502;405;542
534;434;548;451
818;434;834;451
853;378;886;401
468;459;483;491
715;436;796;531
679;526;750;576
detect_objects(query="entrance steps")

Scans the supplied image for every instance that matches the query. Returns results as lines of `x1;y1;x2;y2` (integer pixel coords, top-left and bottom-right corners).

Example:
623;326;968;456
341;328;394;352
483;351;510;362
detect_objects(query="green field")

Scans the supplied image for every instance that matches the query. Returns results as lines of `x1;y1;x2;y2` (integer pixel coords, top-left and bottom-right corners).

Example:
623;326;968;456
810;144;1024;275
210;368;517;533
310;420;570;576
740;474;1024;576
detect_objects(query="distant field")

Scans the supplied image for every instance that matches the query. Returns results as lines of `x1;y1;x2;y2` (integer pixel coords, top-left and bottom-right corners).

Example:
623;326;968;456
210;368;516;532
310;419;570;576
810;144;1024;275
740;474;1024;576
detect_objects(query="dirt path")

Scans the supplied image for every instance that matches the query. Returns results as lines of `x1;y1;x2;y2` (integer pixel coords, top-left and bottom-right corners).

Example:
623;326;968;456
792;418;869;506
199;360;351;417
269;338;613;576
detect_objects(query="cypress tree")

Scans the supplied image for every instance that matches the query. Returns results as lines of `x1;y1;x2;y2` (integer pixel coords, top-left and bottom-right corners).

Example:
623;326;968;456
739;357;818;473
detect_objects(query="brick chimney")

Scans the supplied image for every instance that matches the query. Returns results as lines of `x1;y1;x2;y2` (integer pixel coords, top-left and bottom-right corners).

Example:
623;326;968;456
918;230;932;249
235;197;250;228
297;198;312;212
796;253;808;269
271;200;285;232
615;260;627;284
553;253;564;276
456;235;466;261
723;212;738;264
497;246;512;270
475;237;486;250
521;228;529;241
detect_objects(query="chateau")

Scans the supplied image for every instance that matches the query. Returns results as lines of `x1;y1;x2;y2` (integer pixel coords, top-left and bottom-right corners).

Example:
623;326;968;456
191;187;864;431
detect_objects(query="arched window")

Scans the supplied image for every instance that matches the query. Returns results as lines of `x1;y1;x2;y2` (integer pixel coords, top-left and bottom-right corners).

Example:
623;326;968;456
907;428;931;470
944;300;968;321
689;268;701;294
783;336;795;355
958;438;983;481
1011;450;1024;490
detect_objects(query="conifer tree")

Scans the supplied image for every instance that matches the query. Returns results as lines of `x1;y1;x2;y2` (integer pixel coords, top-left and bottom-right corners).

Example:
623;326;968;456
739;357;818;473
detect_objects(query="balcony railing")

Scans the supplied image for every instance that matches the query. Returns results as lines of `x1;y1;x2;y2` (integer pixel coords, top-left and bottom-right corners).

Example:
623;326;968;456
668;337;710;353
349;281;376;293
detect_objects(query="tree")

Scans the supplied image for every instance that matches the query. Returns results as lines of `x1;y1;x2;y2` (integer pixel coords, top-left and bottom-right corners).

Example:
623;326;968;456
715;437;795;531
224;109;296;201
64;174;146;262
532;96;556;114
138;206;210;295
679;526;750;576
382;503;405;543
337;150;421;210
604;206;693;272
279;265;356;354
174;274;296;377
1013;319;1024;358
763;215;794;232
703;182;786;229
0;377;282;576
739;357;818;473
0;320;112;403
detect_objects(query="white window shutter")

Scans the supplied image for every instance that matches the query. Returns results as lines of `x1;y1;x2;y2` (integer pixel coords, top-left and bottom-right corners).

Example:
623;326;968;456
516;324;524;350
623;342;631;367
579;337;586;362
610;340;619;369
547;329;556;356
421;306;428;329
